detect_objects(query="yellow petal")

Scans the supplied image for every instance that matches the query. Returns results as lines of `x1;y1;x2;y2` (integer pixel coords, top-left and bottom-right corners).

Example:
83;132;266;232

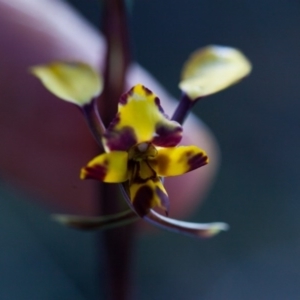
80;151;128;183
149;145;208;176
30;62;103;106
179;45;252;100
103;84;182;151
129;178;169;216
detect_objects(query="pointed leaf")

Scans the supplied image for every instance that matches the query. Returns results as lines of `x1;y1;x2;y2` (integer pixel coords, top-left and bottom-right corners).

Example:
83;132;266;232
52;210;138;230
145;210;229;238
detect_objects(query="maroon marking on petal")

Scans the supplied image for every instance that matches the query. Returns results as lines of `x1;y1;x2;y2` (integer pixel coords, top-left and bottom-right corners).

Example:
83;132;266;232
155;186;170;216
152;123;183;147
142;85;152;95
119;93;128;105
106;112;121;130
133;185;154;216
188;153;209;171
119;87;135;105
104;126;137;151
128;86;135;96
154;97;164;113
83;162;107;181
119;86;137;105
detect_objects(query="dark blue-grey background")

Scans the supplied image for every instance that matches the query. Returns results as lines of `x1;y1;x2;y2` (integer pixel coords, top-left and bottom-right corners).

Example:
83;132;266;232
1;0;300;299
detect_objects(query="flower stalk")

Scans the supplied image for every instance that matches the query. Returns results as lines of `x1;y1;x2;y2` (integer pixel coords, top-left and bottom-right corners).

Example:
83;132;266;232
98;1;133;299
81;100;106;148
99;0;131;125
172;93;198;124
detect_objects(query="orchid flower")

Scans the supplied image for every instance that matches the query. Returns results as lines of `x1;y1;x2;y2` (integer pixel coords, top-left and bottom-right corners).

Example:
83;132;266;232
31;47;253;238
30;42;251;238
29;0;252;239
80;84;207;216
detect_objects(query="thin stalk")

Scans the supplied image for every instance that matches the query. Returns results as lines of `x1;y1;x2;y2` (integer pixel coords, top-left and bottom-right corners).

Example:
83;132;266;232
172;93;197;124
98;1;134;300
82;100;106;149
99;0;130;125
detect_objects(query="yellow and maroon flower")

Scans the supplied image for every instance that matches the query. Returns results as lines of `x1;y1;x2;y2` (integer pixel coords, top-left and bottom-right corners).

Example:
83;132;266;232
31;61;231;238
80;84;208;216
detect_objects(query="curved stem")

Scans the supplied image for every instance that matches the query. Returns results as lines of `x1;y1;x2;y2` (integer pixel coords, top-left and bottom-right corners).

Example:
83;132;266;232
82;100;106;149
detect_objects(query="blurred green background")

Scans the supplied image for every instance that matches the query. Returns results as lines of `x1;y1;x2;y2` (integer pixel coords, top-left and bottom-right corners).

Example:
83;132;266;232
1;0;300;299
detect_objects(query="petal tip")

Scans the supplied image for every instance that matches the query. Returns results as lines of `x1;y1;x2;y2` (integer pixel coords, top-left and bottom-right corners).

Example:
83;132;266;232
202;222;230;238
51;214;71;227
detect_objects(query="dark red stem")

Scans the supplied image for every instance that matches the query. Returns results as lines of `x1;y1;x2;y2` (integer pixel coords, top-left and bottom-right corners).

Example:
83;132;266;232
99;0;130;125
98;1;134;300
